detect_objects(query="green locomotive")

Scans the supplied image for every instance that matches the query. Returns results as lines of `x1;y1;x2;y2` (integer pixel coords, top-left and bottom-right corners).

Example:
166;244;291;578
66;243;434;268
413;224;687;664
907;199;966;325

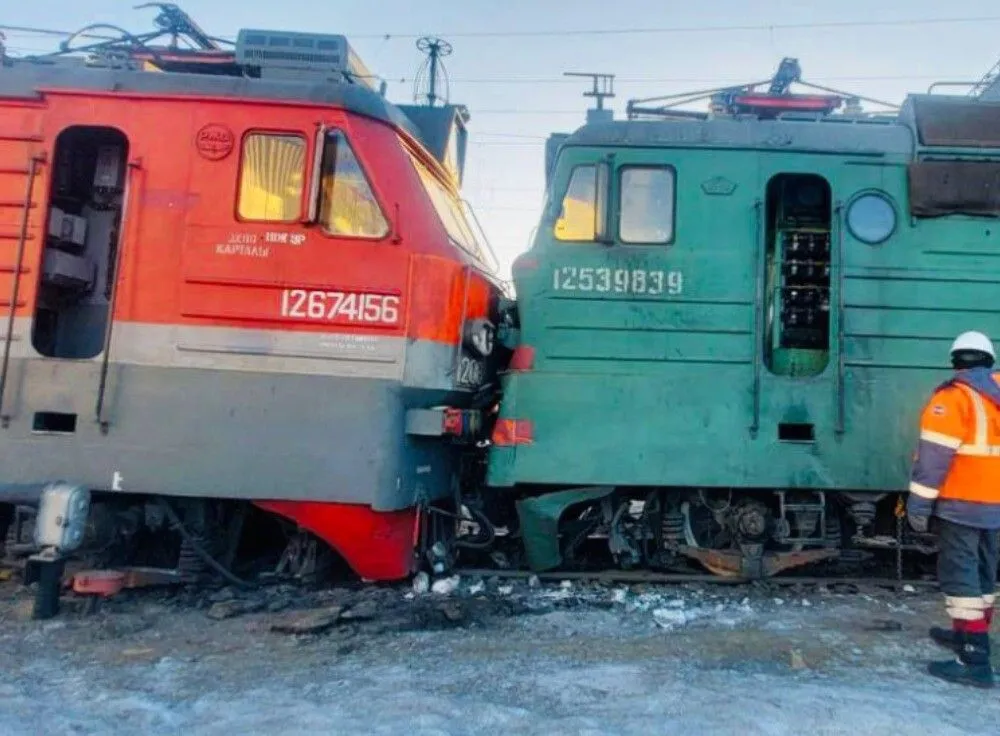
479;60;1000;579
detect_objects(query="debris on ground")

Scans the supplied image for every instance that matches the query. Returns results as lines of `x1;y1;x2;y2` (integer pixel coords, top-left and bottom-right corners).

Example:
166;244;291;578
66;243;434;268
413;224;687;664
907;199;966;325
269;606;342;635
340;600;378;621
205;598;265;621
1;573;999;734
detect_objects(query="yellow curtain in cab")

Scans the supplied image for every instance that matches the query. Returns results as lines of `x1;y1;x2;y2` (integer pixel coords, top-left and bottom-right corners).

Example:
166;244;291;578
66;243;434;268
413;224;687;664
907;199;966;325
238;134;306;221
319;135;388;238
555;196;596;240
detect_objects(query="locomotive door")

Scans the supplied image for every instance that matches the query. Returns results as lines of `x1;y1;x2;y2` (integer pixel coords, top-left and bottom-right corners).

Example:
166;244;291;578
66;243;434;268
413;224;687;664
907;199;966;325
27;125;135;429
753;158;842;439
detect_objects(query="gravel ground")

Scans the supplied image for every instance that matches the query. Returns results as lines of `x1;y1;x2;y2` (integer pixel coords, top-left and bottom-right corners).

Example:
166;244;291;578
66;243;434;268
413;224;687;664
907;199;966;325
1;574;999;735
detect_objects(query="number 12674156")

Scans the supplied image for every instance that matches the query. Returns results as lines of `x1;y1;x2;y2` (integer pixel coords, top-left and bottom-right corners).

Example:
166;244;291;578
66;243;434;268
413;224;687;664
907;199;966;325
280;289;400;324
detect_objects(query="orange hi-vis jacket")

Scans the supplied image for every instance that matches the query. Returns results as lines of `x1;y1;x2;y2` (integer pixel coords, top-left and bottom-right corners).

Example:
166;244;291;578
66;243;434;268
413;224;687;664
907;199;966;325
908;367;1000;529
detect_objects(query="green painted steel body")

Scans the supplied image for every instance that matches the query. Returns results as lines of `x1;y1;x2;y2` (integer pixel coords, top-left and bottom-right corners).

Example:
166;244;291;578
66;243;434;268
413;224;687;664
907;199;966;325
488;95;1000;496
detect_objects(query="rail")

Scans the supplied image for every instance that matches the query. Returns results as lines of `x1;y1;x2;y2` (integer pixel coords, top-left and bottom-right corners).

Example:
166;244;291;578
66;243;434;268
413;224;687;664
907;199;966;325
95;159;140;431
460;568;936;588
0;155;42;428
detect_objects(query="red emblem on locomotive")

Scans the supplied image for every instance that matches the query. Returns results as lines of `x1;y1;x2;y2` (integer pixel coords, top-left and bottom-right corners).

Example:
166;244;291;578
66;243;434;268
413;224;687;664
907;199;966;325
195;124;235;160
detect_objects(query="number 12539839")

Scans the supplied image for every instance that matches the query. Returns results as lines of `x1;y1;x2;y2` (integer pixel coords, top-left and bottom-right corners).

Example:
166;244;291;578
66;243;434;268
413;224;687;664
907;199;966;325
280;289;400;324
552;267;683;295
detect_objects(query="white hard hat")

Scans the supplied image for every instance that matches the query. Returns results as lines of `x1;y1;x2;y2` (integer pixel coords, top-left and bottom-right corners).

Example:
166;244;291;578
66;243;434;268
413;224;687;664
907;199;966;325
950;331;996;359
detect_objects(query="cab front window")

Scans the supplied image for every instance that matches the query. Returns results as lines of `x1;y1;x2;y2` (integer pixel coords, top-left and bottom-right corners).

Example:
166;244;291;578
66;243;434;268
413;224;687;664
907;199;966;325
554;165;597;242
618;165;675;244
318;131;389;238
404;146;486;262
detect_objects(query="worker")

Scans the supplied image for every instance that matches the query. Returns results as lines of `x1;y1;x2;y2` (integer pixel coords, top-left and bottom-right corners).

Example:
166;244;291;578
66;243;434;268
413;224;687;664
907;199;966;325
907;330;1000;689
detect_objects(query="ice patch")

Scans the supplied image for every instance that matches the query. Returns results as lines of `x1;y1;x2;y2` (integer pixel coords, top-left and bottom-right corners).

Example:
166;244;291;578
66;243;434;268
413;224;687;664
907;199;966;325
431;576;460;595
653;608;689;629
468;580;486;595
650;597;757;630
411;571;429;594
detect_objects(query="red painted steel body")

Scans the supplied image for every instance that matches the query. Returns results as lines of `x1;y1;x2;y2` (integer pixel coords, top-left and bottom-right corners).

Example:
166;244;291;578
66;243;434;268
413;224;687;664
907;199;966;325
0;61;503;581
1;92;494;339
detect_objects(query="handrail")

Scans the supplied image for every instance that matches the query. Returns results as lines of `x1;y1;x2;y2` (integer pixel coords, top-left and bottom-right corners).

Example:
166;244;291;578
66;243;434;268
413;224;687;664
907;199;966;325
452;263;473;386
750;198;764;437
834;201;846;435
0;155;42;428
460;197;501;276
95;159;140;431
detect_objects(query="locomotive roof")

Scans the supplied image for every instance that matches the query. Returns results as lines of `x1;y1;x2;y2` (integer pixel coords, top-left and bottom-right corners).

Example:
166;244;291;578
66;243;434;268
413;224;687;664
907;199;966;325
561;93;1000;158
560;115;916;157
0;61;425;142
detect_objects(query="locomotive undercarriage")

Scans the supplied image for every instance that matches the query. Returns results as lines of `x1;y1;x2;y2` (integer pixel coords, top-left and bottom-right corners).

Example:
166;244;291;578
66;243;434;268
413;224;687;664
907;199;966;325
457;487;939;580
1;492;320;590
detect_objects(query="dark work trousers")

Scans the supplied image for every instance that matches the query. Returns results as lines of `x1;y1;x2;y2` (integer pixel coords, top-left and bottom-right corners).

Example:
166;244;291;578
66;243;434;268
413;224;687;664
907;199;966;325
937;518;1000;603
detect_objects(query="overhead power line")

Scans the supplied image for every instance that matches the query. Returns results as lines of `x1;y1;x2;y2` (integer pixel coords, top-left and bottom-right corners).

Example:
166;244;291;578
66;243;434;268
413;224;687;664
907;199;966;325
0;24;117;40
346;15;1000;39
421;74;967;84
476;110;605;115
5;14;1000;44
0;44;973;91
369;73;982;87
473;132;549;139
470;141;545;147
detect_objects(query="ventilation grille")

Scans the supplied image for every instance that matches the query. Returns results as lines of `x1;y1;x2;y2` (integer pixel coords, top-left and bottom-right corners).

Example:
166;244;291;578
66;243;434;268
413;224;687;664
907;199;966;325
236;30;349;72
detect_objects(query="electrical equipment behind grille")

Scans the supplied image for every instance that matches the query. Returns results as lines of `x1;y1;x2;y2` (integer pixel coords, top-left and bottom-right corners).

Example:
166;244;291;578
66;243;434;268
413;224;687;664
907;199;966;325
767;174;832;378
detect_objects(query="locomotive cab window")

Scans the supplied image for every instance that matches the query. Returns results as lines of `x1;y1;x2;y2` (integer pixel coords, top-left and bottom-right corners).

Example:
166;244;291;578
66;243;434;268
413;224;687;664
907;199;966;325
554;165;597;242
318;131;389;238
618;165;676;244
761;173;833;379
32;126;129;359
237;133;306;222
405;146;487;263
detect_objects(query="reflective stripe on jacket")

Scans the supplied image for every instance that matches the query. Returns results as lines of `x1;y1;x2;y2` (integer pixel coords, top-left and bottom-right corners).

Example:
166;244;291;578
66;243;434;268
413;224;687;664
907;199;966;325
908;369;1000;529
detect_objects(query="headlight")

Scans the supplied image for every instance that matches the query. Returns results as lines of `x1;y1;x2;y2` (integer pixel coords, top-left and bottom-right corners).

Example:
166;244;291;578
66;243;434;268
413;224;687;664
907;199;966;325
463;318;495;357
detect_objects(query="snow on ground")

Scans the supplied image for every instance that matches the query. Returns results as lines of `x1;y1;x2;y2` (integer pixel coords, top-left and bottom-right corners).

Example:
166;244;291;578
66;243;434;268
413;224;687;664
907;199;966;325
1;575;999;735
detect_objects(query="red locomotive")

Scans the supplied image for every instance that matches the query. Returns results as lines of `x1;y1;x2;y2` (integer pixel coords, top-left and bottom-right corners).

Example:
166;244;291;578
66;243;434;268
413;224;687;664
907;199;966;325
0;6;507;585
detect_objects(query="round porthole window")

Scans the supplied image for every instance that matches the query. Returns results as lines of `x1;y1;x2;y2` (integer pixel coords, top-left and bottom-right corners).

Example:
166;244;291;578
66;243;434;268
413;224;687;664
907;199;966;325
847;192;896;245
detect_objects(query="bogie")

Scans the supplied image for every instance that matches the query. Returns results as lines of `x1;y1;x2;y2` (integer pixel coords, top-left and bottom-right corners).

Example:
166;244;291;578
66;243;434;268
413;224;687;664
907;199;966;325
471;486;928;580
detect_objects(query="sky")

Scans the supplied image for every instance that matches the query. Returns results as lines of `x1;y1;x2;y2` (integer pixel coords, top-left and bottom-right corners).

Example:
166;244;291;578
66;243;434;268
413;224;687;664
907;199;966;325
5;1;1000;278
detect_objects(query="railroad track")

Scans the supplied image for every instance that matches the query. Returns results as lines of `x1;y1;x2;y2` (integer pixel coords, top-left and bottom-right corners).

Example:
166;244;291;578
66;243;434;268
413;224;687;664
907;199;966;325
458;567;939;589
